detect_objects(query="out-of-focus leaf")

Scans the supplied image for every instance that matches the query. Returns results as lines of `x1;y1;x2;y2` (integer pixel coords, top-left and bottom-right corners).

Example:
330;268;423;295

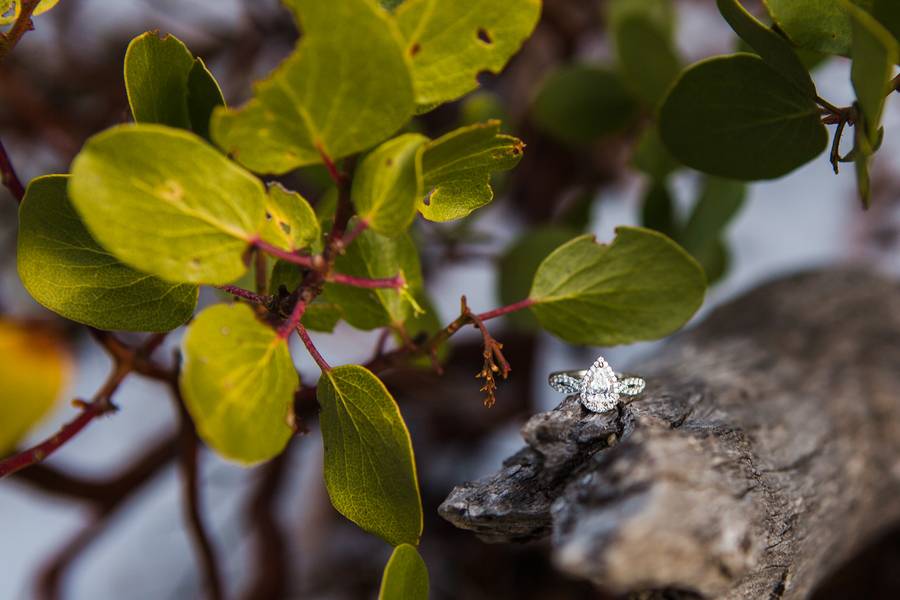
681;177;745;279
379;544;429;600
632;126;680;179
532;66;639;144
873;0;900;43
608;0;675;38
0;320;71;452
641;181;679;239
846;1;897;140
615;16;681;107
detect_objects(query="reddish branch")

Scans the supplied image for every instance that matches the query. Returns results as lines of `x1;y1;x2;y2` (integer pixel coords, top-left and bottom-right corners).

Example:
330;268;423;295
0;137;24;202
328;272;405;289
297;324;331;371
217;284;271;305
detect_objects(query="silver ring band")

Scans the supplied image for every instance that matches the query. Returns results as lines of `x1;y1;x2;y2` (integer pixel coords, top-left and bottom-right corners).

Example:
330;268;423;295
547;356;645;413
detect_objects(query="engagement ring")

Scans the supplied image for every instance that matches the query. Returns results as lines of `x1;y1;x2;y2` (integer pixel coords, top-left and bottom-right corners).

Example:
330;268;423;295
548;355;645;413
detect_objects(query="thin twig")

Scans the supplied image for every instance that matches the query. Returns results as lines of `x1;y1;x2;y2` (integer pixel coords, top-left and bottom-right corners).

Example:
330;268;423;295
217;284;271;305
252;238;316;269
297;324;331;372
0;0;41;61
327;272;405;289
0;137;25;202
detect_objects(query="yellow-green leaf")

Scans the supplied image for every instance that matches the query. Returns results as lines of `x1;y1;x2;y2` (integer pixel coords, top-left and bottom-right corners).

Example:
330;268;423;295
69;124;267;284
318;365;422;546
180;303;298;465
379;544;429;600
211;0;414;174
764;0;873;56
529;228;706;345
418;121;523;221
351;133;428;235
18;175;197;332
260;183;320;252
0;320;71;452
0;0;59;25
394;0;541;105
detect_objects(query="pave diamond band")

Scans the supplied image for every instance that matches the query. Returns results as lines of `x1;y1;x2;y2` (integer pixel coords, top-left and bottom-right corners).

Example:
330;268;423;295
548;356;645;413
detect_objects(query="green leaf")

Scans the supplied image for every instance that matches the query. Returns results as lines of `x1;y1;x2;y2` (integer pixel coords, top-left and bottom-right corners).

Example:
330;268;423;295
498;227;576;331
631;126;680;179
394;0;541;105
608;0;675;38
324;227;423;330
418;121;524;221
211;0;414;174
0;320;70;452
615;16;681;107
680;177;746;256
260;183;320;252
318;364;422;546
763;0;873;56
0;0;59;24
529;228;706;345
69;124;267;284
531;66;639;144
17;175;198;332
641;181;679;238
124;32;225;140
180;303;298;465
659;54;827;180
845;1;898;140
717;0;816;97
351;133;428;235
379;544;429;600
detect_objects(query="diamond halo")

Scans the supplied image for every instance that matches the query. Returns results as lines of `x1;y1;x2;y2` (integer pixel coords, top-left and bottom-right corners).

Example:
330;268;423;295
579;356;619;413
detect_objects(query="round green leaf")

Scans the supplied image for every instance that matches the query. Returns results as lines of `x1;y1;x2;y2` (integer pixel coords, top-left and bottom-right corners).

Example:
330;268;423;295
532;66;639;144
180;303;298;465
529;228;706;345
394;0;541;105
0;320;71;453
379;544;429;600
418;121;523;222
69;124;267;284
659;53;827;180
17;175;198;332
211;0;414;174
318;364;422;546
351;133;428;235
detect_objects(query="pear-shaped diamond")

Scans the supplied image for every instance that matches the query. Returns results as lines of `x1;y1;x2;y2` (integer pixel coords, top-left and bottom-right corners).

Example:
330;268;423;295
580;356;619;413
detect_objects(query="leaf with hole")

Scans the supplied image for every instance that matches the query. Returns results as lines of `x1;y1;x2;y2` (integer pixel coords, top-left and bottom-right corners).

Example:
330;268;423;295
69;124;267;284
260;183;320;253
418;121;523;221
529;228;706;345
211;0;414;174
532;66;639;144
323;226;423;330
394;0;541;105
180;303;298;465
318;364;422;546
18;175;198;331
352;133;428;235
659;54;827;180
379;544;429;600
0;320;71;453
124;31;225;140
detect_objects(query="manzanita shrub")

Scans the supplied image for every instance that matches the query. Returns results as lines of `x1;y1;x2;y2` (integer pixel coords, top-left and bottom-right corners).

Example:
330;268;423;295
3;0;723;596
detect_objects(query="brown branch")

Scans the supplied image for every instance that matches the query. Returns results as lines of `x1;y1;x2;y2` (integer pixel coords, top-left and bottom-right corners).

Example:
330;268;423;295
240;452;290;600
0;137;24;202
0;0;41;61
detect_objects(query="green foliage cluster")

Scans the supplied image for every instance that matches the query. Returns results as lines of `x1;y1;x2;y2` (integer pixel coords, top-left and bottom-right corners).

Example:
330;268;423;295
9;0;721;595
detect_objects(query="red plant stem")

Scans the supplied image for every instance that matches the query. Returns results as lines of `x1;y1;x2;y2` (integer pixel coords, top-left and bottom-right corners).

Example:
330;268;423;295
328;272;405;289
297;325;331;372
0;138;24;202
316;143;344;185
0;404;105;478
279;297;307;339
475;297;536;321
340;218;368;248
217;285;270;305
253;238;316;269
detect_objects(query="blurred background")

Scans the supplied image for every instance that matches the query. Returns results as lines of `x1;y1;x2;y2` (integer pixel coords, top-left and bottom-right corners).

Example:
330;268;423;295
1;0;899;598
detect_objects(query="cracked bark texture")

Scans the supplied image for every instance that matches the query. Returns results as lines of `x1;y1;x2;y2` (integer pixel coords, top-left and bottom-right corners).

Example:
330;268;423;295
439;269;900;599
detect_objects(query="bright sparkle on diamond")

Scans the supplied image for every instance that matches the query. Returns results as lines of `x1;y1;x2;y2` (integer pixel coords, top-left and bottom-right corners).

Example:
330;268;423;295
579;356;620;413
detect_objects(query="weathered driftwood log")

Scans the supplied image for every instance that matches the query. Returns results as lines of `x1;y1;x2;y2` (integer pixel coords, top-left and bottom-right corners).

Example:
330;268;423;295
439;270;900;599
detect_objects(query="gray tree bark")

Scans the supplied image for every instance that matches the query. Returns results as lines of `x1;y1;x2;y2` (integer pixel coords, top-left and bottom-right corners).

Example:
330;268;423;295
439;270;900;599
